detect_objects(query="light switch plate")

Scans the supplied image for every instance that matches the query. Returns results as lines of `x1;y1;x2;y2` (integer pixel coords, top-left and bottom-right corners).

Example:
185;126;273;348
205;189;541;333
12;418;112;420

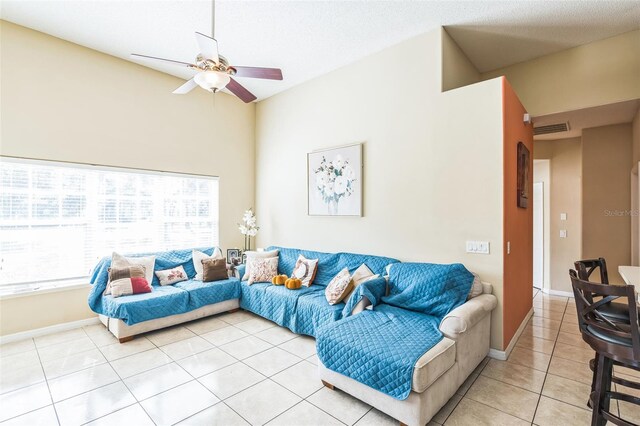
560;213;567;221
466;241;490;254
560;230;567;238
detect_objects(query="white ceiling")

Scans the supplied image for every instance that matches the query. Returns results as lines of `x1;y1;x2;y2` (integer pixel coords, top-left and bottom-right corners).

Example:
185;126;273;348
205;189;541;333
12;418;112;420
534;99;640;141
2;1;639;101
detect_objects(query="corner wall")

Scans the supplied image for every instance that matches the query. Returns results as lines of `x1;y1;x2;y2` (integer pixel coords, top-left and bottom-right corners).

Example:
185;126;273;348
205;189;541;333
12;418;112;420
256;30;508;349
0;21;256;335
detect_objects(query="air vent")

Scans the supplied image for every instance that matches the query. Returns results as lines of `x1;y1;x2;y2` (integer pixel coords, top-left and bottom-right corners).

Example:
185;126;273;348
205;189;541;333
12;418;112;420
534;122;570;135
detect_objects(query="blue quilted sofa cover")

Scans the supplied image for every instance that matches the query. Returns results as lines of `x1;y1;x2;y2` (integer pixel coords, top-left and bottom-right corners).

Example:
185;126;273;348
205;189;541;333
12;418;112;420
88;247;241;325
316;262;474;400
239;246;400;337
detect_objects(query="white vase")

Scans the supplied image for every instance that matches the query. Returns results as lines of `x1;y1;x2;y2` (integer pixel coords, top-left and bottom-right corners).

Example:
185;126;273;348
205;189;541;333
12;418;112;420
328;199;338;215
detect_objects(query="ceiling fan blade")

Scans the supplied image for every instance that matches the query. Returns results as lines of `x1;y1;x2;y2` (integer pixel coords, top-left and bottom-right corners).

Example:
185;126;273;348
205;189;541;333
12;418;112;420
195;32;219;64
130;53;195;68
232;66;283;80
226;78;257;103
172;78;198;94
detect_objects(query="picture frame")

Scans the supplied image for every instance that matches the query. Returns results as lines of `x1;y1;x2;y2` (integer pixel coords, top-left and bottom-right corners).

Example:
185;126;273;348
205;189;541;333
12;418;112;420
517;141;530;208
307;143;363;216
241;253;247;264
226;248;240;263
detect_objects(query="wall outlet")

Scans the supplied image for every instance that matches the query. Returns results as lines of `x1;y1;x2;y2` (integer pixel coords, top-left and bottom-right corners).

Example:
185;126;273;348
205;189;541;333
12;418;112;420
466;241;490;254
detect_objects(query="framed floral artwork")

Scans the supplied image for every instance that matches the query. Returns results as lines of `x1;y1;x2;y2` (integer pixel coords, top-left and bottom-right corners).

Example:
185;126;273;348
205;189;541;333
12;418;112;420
308;143;363;216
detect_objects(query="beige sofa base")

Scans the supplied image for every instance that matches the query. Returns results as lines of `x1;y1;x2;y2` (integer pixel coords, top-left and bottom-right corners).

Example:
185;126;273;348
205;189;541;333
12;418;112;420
318;313;491;426
98;298;240;341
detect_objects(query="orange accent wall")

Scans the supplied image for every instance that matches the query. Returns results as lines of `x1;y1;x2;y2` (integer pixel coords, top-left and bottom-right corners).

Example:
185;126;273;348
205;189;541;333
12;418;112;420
502;77;534;349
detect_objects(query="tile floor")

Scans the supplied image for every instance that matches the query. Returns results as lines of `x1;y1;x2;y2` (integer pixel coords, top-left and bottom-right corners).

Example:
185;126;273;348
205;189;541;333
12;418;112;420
1;291;639;425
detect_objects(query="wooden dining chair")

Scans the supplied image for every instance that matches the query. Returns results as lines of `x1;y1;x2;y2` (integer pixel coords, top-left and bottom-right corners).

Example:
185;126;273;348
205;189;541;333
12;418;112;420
575;258;609;284
570;273;640;426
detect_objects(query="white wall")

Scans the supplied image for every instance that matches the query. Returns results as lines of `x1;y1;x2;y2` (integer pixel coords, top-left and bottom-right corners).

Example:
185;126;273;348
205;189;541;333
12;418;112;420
256;30;507;349
0;21;255;335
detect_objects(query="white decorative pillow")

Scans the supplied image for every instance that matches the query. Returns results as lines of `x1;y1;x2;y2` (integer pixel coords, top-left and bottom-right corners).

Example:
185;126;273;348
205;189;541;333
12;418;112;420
467;272;484;299
242;250;279;281
325;268;353;305
111;252;155;285
248;257;279;285
193;248;223;281
155;265;188;286
291;255;319;287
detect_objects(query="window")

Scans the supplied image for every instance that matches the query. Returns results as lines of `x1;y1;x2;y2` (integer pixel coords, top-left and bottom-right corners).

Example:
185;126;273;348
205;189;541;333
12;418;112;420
0;157;219;289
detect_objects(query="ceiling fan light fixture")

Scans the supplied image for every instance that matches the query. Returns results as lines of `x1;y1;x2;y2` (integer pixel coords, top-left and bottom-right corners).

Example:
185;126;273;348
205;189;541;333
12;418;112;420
194;70;230;92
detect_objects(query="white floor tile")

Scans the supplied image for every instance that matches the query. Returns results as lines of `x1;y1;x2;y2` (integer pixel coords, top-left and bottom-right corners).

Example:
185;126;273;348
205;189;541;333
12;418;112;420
42;348;107;380
0;382;51;422
159;336;213;361
109;348;172;379
307;387;370;425
178;348;237;377
54;381;136;426
244;347;303;377
267;400;343;426
199;362;266;399
48;363;120;402
219;336;272;360
0;339;35;358
38;337;96;363
217;310;257;325
0;350;41;371
200;326;248;346
234;318;276;334
85;403;154;426
99;338;155;362
0;405;59;426
146;326;196;347
176;402;249;425
354;408;396;426
83;325;118;347
34;329;87;348
271;361;323;398
140;380;219;426
184;317;228;335
124;363;192;401
254;326;297;345
279;336;317;358
0;363;45;395
226;380;301;425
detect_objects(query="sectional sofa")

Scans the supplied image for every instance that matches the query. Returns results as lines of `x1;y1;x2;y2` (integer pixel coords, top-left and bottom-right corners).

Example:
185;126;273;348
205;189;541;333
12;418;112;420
88;246;497;426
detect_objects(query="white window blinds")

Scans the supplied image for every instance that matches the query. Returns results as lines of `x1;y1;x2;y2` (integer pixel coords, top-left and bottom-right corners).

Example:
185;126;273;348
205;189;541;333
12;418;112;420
0;158;219;287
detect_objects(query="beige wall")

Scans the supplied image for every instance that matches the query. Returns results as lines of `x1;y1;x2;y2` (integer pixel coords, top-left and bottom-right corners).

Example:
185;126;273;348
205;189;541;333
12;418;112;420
256;30;508;349
441;28;480;91
0;21;255;335
534;138;583;293
482;30;640;116
582;124;633;283
633;108;640;166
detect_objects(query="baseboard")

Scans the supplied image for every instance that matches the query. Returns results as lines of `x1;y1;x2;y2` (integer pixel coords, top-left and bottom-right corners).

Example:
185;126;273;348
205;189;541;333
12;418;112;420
488;306;534;361
0;316;99;345
541;288;574;298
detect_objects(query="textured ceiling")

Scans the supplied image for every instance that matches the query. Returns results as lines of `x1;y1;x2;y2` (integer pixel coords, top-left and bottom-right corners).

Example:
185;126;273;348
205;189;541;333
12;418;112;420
2;1;639;101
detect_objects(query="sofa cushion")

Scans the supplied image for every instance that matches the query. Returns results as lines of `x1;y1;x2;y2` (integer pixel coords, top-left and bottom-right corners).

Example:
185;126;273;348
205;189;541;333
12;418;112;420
174;278;241;311
294;291;344;336
100;285;189;325
240;281;314;331
412;337;456;392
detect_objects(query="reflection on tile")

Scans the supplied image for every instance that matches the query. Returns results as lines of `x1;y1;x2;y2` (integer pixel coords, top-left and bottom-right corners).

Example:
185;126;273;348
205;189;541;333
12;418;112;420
140;381;219;426
466;375;538;421
184;317;228;335
528;316;562;331
54;381;136;426
542;374;591;409
34;328;87;348
0;363;45;395
48;363;120;402
201;326;249;346
0;339;35;358
521;324;558;341
556;331;591;350
307;387;370;425
124;363;192;401
533;309;564;321
279;336;317;358
445;397;529;426
86;404;154;426
271;361;323;398
146;326;196;347
38;337;96;362
548;356;593;385
533;396;591;426
178;348;237;377
244;347;303;377
159;336;214;361
515;334;555;355
219;336;272;360
267;400;343;426
218;310;257;325
109;348;172;379
233;317;277;334
506;346;551;372
99;338;155;362
0;405;59;426
42;348;107;380
481;359;546;393
0;382;51;422
553;342;594;364
254;326;297;345
199;362;265;399
226;380;301;425
177;402;250;425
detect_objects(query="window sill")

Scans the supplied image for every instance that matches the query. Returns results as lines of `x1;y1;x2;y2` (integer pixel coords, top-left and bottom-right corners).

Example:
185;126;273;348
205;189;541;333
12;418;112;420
0;279;91;300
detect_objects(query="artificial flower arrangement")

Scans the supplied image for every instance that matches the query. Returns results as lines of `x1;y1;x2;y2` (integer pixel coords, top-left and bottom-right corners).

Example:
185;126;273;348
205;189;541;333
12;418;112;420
313;154;356;214
238;208;259;251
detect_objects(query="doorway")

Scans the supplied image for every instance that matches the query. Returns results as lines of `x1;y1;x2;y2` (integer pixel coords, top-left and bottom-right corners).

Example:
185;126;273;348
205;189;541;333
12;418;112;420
533;159;551;291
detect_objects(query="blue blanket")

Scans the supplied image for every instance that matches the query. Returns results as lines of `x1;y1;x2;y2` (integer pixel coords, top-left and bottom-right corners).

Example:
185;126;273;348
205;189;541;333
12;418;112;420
317;262;473;400
88;247;240;325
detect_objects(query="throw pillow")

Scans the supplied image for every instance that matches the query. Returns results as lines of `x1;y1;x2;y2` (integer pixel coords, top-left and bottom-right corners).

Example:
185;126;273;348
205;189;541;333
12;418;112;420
343;263;379;301
155;265;188;286
193;248;223;280
105;265;146;295
111;252;156;285
467;272;484;299
325;267;353;305
248;257;279;285
202;258;228;282
242;250;279;281
109;277;152;298
291;254;319;287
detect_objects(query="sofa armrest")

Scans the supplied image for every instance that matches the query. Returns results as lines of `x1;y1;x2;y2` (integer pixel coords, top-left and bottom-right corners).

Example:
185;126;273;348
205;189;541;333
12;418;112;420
439;294;497;340
236;264;246;280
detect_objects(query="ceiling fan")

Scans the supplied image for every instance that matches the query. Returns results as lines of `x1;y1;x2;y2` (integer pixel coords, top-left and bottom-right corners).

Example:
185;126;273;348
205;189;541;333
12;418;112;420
130;1;282;103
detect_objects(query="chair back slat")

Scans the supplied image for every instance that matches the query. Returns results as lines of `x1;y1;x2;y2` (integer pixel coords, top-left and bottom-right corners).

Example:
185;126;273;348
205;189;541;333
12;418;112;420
575;258;609;284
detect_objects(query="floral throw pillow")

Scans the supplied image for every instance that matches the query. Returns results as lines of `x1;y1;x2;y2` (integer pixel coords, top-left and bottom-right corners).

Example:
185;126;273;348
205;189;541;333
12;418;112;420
248;257;279;285
291;255;319;287
325;267;353;305
155;265;188;286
